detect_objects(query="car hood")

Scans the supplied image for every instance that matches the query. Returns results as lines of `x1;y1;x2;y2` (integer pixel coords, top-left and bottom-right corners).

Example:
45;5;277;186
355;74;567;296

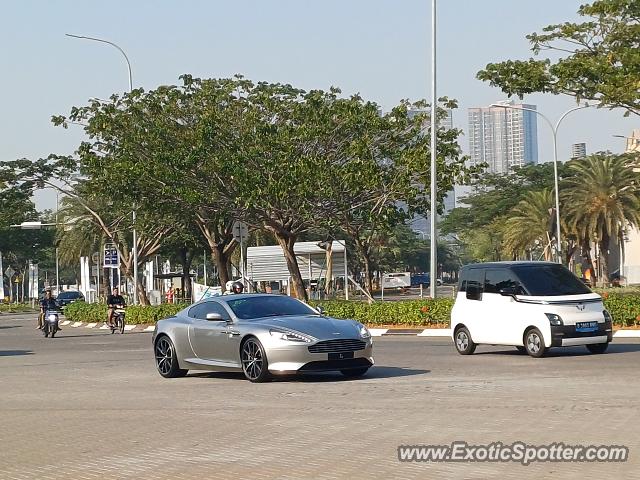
251;315;361;340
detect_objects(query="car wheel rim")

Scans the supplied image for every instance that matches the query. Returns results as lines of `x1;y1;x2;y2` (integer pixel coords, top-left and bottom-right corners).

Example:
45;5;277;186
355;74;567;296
242;340;263;380
527;333;541;353
155;338;173;375
456;331;468;351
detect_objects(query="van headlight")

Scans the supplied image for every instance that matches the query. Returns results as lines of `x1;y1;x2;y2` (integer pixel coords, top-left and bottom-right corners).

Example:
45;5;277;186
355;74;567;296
603;310;612;323
359;324;371;339
545;313;564;326
269;329;313;343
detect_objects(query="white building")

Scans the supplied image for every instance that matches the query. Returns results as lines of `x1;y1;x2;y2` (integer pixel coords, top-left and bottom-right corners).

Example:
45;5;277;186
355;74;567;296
622;129;640;285
468;100;538;175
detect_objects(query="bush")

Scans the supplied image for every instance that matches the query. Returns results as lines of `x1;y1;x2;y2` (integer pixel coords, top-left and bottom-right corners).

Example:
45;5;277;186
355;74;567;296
0;303;38;313
310;299;453;326
63;302;188;325
61;295;640;328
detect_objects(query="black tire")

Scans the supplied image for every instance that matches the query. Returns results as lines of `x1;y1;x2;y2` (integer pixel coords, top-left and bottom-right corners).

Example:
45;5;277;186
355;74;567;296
241;337;271;383
340;367;370;378
454;327;476;355
515;346;526;353
586;342;609;354
524;328;546;358
43;327;49;338
154;335;188;378
119;316;125;334
50;328;56;338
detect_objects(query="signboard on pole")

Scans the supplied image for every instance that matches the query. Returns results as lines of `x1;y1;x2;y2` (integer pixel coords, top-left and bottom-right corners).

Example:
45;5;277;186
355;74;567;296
103;245;119;268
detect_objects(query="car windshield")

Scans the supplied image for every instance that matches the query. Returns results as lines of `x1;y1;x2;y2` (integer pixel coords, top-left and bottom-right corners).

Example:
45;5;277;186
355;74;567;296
513;265;592;296
226;296;317;320
58;292;81;299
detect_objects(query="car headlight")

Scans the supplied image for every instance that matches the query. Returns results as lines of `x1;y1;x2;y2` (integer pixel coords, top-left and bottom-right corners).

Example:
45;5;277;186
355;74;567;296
603;310;612;323
545;313;564;326
359;324;371;339
269;329;313;343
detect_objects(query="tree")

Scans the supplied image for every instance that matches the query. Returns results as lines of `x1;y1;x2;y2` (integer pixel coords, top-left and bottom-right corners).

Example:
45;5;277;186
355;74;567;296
477;0;640;116
562;153;640;285
502;189;557;261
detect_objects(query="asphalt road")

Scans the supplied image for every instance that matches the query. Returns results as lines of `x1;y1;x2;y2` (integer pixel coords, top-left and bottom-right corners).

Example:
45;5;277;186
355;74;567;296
1;312;639;479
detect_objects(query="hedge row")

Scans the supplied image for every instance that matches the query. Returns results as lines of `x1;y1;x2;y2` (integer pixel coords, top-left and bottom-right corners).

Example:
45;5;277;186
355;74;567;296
0;303;38;313
60;294;640;328
63;302;188;325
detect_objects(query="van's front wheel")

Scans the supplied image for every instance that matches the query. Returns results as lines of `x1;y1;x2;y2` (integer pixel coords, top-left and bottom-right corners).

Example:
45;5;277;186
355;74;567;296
454;327;476;355
525;328;546;358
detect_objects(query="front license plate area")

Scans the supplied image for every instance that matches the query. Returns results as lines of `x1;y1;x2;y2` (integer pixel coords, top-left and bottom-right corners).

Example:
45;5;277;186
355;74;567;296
328;352;354;360
576;321;598;333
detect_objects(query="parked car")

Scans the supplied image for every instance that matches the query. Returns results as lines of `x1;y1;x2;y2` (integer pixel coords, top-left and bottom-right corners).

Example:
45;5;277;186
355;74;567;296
56;290;85;310
152;294;374;382
451;261;612;358
410;273;442;287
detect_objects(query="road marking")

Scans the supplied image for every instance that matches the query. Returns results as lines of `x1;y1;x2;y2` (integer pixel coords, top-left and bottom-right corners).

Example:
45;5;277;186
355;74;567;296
418;329;452;337
144;326;155;332
369;329;388;337
60;320;71;326
86;323;97;328
72;322;83;327
124;325;136;331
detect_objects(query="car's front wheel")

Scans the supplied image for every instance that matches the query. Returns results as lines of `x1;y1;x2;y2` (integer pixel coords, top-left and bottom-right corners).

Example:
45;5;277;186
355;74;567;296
341;367;370;378
454;327;476;355
154;336;188;378
586;342;609;354
524;328;546;358
241;337;270;383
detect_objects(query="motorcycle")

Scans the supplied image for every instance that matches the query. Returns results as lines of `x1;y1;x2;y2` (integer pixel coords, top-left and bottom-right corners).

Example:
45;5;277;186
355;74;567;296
43;309;61;338
111;307;126;334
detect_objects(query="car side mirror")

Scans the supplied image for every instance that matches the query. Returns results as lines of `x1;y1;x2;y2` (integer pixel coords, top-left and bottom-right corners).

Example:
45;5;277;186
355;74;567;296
499;287;518;296
466;285;482;301
316;306;325;315
206;313;224;321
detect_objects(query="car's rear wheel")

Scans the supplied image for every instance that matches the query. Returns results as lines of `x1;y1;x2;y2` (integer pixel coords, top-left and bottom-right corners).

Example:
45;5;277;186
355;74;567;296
341;367;369;378
454;327;476;355
154;336;188;378
241;337;270;383
586;342;609;354
524;328;546;358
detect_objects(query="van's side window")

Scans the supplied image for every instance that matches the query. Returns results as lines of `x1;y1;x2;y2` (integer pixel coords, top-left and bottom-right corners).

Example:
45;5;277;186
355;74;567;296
463;269;485;299
484;269;518;294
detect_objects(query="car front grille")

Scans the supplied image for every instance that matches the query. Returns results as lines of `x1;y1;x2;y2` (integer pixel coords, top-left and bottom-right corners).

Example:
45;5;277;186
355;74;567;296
308;339;367;354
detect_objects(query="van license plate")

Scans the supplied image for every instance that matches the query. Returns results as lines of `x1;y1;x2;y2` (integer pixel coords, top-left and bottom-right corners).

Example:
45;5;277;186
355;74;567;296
576;321;598;332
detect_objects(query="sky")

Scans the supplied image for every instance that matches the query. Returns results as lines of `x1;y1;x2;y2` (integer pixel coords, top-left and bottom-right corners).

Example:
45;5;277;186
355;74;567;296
2;0;637;211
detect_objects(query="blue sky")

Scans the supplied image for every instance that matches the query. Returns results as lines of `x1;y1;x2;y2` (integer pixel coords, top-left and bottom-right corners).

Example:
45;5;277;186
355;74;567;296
2;0;637;210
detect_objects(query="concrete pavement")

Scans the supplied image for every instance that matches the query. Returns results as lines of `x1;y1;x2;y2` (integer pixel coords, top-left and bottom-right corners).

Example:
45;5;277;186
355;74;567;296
1;312;639;479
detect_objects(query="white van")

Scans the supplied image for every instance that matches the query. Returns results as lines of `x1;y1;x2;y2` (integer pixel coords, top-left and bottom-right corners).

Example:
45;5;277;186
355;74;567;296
451;262;613;358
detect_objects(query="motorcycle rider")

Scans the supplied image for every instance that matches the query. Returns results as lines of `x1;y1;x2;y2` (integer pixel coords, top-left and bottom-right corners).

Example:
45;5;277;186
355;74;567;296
106;287;126;328
38;288;58;330
223;280;245;295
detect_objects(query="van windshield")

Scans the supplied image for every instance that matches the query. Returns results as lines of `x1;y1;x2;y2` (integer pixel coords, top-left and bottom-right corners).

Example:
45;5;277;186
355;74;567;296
513;265;592;296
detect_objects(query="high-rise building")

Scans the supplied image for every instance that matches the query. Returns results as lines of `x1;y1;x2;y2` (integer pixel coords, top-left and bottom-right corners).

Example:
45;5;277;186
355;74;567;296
406;108;453;130
468;100;538;174
571;143;587;159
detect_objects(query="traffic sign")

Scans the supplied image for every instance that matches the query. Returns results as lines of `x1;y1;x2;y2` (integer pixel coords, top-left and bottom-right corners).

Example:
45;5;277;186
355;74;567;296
103;245;119;268
5;267;15;279
232;221;249;243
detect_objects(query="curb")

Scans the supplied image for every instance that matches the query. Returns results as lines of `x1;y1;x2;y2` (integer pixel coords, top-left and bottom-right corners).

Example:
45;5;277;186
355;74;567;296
59;320;154;333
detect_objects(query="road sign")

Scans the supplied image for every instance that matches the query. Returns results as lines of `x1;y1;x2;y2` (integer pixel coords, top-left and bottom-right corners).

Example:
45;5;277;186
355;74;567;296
5;267;15;279
103;245;119;268
232;221;249;243
91;252;100;264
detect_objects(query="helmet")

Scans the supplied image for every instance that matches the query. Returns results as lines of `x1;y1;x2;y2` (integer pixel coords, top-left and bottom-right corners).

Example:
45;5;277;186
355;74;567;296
231;281;244;294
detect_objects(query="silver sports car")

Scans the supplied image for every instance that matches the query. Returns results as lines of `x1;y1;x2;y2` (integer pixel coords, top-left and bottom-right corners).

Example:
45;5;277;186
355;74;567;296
152;293;374;382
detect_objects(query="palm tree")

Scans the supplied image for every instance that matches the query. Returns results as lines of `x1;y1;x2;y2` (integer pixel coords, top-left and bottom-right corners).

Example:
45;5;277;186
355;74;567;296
502;189;557;261
562;154;640;285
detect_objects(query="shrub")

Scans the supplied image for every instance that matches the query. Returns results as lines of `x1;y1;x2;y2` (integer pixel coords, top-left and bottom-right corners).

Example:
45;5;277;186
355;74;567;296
0;303;38;313
63;302;187;325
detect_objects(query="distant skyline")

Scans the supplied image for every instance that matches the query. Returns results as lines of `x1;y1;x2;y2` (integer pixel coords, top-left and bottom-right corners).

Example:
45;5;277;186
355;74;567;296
1;0;637;210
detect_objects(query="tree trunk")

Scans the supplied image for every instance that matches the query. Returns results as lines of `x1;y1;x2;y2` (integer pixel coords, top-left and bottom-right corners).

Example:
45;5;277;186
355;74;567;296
353;239;374;295
325;242;333;295
274;232;307;301
599;235;611;287
178;247;193;302
211;245;233;287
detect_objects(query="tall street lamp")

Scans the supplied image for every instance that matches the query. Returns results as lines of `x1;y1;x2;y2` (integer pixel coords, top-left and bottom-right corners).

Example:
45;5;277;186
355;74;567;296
66;33;139;304
490;102;590;263
429;0;438;299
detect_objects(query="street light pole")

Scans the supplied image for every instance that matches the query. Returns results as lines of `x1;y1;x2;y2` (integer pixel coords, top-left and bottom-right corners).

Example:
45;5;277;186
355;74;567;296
429;0;438;299
55;190;59;294
66;33;138;304
491;103;590;264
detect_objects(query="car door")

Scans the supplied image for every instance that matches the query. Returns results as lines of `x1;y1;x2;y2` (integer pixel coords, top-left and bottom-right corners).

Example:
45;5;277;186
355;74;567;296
481;268;522;345
187;301;237;363
460;268;492;343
